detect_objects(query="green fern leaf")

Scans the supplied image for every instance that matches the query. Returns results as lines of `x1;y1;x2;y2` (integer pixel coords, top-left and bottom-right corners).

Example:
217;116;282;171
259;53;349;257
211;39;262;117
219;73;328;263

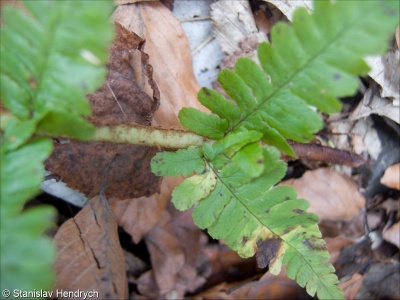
0;0;114;293
179;0;399;155
151;147;205;177
0;0;114;140
151;1;399;299
179;107;228;139
1;133;56;292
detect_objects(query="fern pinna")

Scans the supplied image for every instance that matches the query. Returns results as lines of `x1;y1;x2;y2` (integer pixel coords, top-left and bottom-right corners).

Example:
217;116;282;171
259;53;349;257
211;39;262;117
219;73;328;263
151;1;398;299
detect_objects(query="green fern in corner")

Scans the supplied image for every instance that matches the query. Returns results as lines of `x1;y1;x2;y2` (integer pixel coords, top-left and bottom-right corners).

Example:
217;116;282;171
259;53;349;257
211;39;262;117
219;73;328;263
0;1;113;292
151;1;399;299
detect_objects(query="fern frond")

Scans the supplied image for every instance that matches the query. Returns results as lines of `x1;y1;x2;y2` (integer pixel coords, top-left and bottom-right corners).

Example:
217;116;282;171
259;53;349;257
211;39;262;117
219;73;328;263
155;133;343;298
0;1;114;293
0;1;114;139
178;0;398;155
152;1;398;299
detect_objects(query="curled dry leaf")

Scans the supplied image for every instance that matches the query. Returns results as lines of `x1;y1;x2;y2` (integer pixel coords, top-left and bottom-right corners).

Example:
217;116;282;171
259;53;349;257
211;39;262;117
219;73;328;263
339;273;363;300
53;196;127;299
211;1;267;56
136;205;206;298
110;177;180;243
45;22;161;199
380;163;400;190
112;2;207;127
383;222;400;248
281;168;365;221
350;88;400;125
193;268;308;300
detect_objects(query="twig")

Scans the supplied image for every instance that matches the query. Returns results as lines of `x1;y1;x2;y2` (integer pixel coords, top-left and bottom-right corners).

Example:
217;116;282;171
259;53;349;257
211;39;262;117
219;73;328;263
281;141;365;167
192;34;214;56
106;81;127;117
179;16;211;23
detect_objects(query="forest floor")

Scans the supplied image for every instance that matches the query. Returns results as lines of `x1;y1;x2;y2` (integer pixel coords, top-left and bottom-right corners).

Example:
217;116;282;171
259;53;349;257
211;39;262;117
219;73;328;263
24;0;400;299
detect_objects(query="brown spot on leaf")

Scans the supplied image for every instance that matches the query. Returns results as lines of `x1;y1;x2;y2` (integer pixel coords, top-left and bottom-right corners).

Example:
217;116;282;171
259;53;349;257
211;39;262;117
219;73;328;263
303;238;327;251
293;208;304;214
242;236;249;246
256;237;282;269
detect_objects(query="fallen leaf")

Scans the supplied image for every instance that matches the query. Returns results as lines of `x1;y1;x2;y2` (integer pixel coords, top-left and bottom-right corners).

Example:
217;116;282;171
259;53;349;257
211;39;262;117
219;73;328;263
262;0;313;20
53;195;127;299
210;1;267;56
356;262;400;299
380;163;400;190
325;236;354;264
281;168;366;221
339;273;363;300
112;2;207;127
365;50;400;102
136;205;206;298
193;268;309;300
45;23;161;200
334;239;373;279
383;222;400;248
110;177;180;243
350;88;400;125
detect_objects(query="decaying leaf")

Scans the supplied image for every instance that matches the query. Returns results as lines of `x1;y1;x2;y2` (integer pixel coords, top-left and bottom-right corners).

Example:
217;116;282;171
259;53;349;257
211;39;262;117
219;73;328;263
281;168;365;221
112;1;207;127
45;22;161;199
383;222;400;248
193;268;309;300
350;88;400;125
365;50;400;102
356;262;400;299
53;195;127;299
339;273;363;300
210;1;267;56
263;0;313;20
136;205;206;298
110;177;179;243
380;163;400;190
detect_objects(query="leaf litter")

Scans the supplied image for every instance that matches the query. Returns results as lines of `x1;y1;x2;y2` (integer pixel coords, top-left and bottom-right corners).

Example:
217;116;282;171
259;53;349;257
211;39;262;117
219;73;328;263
31;1;399;299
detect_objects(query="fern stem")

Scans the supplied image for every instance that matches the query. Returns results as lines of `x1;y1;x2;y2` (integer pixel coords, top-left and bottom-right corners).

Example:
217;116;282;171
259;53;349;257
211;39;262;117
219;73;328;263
0;112;208;149
91;124;208;148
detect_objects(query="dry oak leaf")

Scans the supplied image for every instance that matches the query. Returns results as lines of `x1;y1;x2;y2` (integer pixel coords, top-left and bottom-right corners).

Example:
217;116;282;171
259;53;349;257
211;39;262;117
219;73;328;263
53;196;127;299
281;168;365;221
112;1;207;127
380;163;400;190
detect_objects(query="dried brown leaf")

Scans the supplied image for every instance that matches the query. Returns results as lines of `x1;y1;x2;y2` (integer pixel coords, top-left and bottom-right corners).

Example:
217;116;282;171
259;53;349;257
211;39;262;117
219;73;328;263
53;196;127;299
281;168;365;221
193;269;309;300
45;23;161;199
112;1;206;127
110;177;179;243
339;273;363;300
380;163;400;190
383;222;400;248
136;205;206;298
